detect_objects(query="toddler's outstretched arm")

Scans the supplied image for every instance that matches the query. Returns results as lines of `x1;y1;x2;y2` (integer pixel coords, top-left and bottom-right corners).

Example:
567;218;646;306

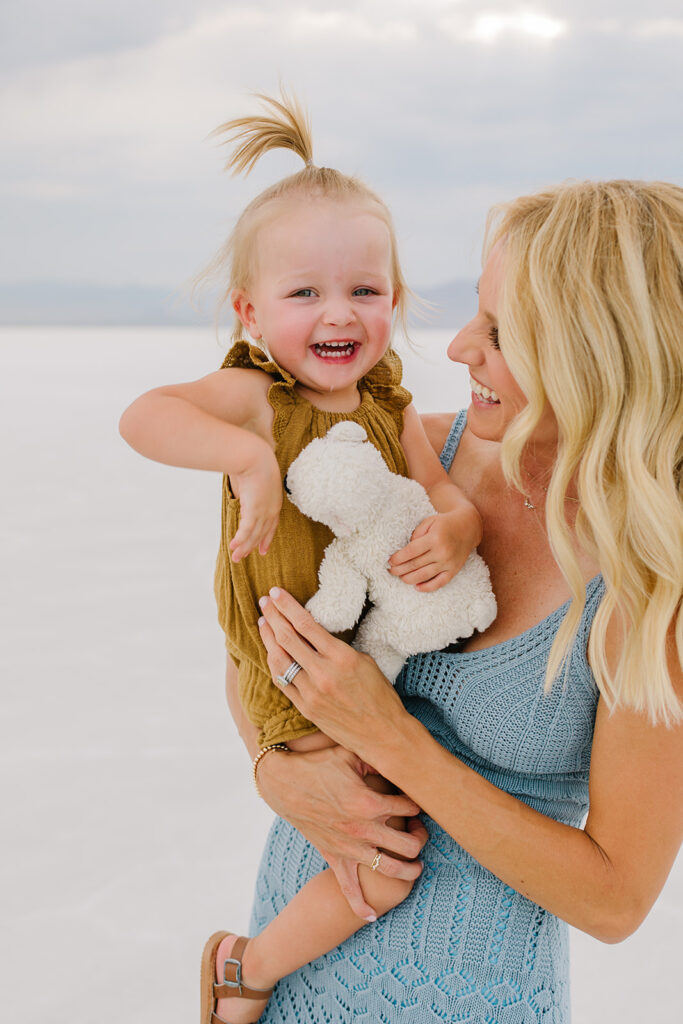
390;405;483;591
119;367;281;559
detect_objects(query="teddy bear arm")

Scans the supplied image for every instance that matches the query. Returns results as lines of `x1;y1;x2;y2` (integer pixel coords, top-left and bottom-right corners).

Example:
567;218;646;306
305;541;368;633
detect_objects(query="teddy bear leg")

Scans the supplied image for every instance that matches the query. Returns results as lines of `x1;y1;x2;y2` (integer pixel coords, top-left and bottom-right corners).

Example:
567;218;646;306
353;619;406;682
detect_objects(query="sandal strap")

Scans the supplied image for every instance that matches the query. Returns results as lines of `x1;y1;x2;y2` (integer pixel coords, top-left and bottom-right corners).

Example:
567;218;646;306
213;983;274;1000
213;936;274;1001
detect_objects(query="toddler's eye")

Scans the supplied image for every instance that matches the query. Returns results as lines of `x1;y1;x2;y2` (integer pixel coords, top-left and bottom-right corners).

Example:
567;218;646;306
489;325;500;350
353;287;376;297
291;288;315;298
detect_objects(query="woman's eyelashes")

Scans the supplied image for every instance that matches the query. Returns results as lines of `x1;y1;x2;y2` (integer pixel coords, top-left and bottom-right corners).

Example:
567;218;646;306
474;285;499;348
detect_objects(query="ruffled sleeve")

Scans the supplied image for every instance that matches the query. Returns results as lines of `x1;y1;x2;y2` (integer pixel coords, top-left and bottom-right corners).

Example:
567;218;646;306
359;348;412;433
220;340;298;419
220;339;294;383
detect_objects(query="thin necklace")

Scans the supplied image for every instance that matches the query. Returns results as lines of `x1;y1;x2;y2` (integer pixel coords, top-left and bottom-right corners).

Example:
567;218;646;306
522;472;549;511
523;484;580;511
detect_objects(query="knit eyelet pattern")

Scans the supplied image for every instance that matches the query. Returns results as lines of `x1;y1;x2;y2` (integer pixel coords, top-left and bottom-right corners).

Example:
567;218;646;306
249;412;603;1022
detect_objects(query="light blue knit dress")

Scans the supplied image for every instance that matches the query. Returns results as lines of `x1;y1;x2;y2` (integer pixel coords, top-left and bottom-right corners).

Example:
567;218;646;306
250;411;603;1022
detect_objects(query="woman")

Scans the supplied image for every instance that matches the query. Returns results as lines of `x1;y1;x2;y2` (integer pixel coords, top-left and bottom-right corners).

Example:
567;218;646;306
229;180;683;1022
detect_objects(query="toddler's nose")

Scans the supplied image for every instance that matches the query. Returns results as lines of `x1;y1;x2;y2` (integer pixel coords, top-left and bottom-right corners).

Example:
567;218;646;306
322;297;355;326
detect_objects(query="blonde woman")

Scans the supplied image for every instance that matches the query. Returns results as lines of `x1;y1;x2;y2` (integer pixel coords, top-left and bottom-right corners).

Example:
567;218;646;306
248;180;683;1021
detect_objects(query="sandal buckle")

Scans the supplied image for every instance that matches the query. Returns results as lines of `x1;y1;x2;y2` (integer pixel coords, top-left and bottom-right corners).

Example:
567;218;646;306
222;956;243;996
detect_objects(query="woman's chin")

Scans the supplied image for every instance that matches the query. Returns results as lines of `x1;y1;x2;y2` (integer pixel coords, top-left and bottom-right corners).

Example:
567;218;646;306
468;394;506;439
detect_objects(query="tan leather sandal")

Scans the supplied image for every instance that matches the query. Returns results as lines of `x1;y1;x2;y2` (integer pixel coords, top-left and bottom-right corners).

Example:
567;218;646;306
200;931;274;1024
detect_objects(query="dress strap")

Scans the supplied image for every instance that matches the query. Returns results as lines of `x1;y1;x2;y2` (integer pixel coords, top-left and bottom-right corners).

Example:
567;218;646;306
440;410;468;471
575;573;606;646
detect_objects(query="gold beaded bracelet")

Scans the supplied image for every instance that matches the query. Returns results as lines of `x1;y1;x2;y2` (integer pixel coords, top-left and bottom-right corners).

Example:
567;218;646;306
252;743;289;799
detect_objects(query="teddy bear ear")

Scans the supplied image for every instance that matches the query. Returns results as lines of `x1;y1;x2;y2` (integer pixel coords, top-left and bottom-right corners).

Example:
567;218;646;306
325;422;368;444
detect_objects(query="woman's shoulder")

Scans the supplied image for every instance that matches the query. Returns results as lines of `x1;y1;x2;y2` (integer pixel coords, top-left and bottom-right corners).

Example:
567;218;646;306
419;413;458;456
420;410;490;464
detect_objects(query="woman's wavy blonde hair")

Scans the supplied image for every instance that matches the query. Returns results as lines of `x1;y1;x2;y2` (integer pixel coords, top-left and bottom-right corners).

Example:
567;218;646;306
198;91;410;344
486;180;683;724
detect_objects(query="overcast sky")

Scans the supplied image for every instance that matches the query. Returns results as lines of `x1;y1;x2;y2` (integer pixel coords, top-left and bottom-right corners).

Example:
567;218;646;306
2;0;682;294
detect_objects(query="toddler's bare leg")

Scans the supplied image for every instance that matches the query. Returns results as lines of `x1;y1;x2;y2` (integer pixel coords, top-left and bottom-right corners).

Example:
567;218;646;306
213;751;414;1023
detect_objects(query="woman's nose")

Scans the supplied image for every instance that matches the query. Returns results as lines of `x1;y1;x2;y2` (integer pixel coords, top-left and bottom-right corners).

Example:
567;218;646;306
448;321;480;364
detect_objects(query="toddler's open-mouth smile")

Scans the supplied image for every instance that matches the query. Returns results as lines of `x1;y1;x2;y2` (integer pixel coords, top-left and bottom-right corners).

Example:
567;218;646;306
311;340;359;362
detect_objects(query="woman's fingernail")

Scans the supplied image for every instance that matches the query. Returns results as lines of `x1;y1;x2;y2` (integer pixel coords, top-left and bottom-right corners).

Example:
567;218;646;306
257;616;265;628
269;587;282;599
258;596;268;610
364;915;377;923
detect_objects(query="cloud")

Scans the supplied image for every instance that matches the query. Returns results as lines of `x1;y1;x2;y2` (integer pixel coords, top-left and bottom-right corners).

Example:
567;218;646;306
1;0;682;290
464;11;568;42
1;8;270;181
0;0;235;72
289;9;417;42
635;18;683;37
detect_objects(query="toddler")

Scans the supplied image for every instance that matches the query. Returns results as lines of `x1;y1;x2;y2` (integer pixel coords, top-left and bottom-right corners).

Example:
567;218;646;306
120;93;483;1024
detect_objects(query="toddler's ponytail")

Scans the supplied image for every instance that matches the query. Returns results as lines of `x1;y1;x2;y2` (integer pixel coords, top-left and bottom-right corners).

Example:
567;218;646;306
211;91;314;176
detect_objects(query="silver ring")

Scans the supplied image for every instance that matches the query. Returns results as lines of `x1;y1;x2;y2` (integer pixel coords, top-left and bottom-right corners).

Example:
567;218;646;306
370;851;382;872
276;660;302;687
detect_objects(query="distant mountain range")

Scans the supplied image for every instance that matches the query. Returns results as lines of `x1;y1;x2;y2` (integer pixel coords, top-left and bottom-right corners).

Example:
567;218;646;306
0;279;477;328
0;282;203;327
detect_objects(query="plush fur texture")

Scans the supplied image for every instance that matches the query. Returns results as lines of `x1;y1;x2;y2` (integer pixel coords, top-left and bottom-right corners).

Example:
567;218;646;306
286;422;497;681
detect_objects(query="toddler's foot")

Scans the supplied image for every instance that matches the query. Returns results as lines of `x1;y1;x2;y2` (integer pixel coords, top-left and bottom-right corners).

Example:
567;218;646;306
202;932;274;1024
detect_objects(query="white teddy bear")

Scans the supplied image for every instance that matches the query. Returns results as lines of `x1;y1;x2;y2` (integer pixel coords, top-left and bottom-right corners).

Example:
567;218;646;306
285;421;497;681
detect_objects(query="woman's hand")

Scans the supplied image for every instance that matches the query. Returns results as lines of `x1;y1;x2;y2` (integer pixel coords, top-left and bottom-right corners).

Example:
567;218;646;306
257;587;409;762
256;588;430;916
256;742;428;920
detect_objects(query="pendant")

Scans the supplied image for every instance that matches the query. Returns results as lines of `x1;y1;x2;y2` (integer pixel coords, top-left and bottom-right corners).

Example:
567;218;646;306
523;495;535;510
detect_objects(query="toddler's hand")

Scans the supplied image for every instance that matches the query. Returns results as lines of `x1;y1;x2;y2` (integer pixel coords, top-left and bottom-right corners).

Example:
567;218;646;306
229;450;282;561
388;511;474;592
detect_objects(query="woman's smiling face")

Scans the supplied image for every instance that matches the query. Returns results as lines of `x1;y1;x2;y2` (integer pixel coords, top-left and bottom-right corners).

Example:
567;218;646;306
448;241;557;446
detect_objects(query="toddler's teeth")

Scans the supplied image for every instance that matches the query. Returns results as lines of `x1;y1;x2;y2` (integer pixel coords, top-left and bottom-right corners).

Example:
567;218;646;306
313;342;356;358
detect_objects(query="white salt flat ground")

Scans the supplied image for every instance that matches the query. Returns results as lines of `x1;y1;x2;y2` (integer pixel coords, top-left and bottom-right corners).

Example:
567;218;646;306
1;326;681;1023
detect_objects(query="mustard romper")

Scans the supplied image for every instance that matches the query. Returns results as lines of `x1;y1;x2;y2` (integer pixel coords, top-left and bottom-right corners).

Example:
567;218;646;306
214;340;412;747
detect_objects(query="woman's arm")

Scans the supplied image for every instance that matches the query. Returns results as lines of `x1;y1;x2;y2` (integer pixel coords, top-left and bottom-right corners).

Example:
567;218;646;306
385;695;682;942
258;588;683;943
419;412;457;458
223;659;428;919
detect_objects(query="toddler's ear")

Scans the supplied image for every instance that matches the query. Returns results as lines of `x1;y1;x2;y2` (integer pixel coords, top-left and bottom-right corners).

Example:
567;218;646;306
231;289;262;340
